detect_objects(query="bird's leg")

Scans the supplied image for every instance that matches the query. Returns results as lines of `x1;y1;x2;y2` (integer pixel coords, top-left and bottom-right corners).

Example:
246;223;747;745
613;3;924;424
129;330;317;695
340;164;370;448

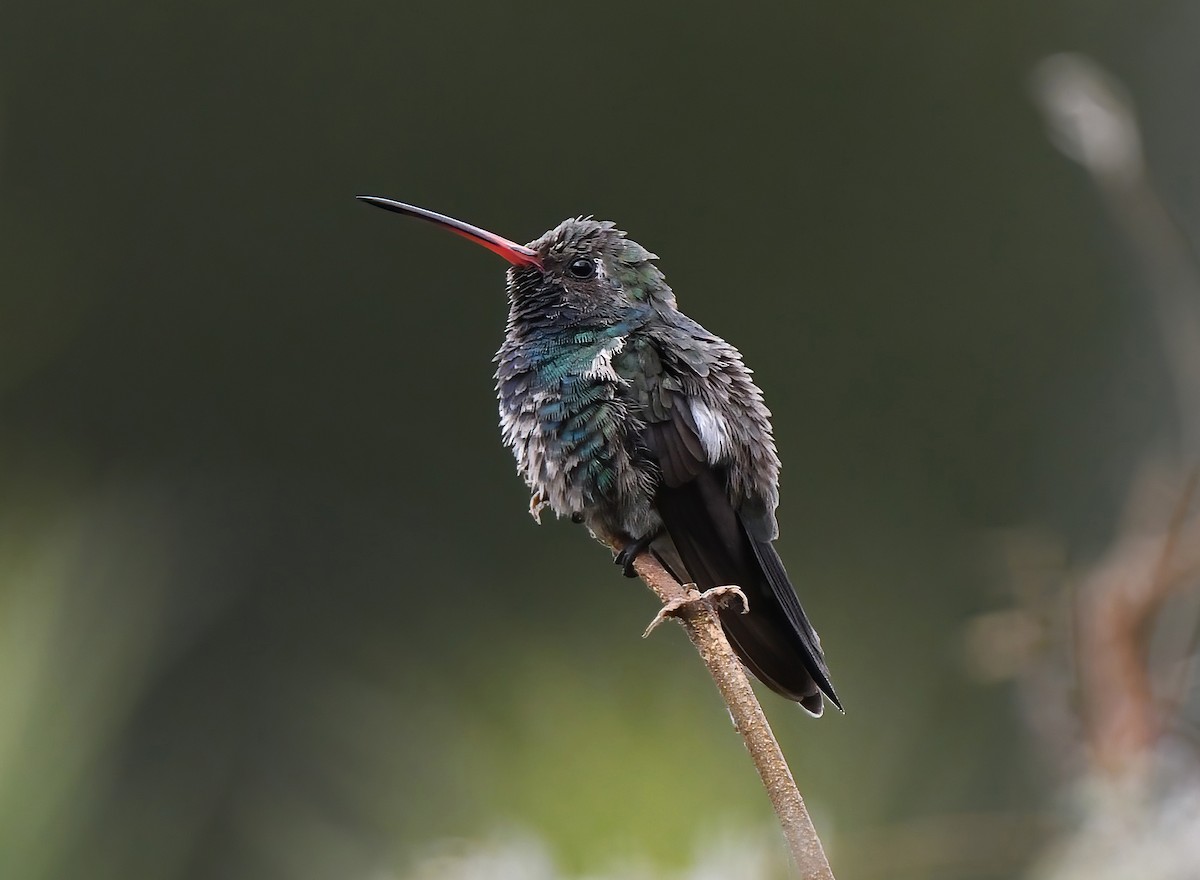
528;491;550;525
614;529;663;578
642;585;750;638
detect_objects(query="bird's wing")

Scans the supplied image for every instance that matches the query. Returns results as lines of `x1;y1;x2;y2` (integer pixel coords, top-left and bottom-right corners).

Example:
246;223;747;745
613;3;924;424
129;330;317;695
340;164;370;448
619;333;840;711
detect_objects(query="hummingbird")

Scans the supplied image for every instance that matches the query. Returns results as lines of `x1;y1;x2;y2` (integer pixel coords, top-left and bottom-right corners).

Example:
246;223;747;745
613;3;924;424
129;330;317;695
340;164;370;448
357;197;841;715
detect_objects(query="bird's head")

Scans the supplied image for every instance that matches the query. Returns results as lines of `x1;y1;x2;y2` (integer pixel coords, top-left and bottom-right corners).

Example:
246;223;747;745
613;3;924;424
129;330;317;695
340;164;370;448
357;197;674;319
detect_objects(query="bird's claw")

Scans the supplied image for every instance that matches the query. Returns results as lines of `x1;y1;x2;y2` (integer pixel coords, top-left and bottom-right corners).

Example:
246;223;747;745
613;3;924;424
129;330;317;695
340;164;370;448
613;532;660;578
528;492;550;524
613;545;641;578
642;585;750;638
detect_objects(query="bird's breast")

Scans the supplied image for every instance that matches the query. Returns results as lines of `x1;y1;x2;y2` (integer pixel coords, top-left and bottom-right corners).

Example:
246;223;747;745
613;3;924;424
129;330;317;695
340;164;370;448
495;333;635;518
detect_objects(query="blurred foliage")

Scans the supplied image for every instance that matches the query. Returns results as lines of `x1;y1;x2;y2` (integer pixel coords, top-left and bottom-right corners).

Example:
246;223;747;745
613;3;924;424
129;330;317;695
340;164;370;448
1;1;1199;879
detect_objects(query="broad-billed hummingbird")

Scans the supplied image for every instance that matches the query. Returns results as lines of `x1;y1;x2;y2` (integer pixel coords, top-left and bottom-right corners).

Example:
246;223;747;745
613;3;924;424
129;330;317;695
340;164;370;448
358;197;840;715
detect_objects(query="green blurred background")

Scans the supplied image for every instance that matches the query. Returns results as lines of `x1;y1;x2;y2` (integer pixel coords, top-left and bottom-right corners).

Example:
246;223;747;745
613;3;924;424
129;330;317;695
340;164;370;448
1;2;1197;878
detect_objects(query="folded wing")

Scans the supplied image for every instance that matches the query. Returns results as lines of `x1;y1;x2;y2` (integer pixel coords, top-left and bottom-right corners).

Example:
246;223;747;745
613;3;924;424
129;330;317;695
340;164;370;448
641;402;840;713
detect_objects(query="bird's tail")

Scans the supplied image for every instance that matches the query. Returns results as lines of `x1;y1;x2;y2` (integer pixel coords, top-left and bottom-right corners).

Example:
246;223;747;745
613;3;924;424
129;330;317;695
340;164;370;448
653;473;840;715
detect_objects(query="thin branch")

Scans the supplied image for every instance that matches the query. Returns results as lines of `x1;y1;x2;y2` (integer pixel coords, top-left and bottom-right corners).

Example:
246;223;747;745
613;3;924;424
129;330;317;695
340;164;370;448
1033;52;1200;777
1075;470;1200;771
598;531;836;880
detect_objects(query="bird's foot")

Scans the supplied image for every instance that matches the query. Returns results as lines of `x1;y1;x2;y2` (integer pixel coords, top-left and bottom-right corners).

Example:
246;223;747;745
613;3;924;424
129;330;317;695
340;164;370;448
528;491;550;525
613;531;660;578
642;585;750;638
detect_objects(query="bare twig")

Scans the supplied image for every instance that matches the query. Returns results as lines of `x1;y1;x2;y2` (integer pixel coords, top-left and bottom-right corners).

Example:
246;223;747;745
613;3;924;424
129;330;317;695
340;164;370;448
597;531;836;879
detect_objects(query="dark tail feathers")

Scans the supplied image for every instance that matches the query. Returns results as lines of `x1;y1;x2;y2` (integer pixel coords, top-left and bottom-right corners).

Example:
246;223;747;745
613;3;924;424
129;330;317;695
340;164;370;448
653;472;841;715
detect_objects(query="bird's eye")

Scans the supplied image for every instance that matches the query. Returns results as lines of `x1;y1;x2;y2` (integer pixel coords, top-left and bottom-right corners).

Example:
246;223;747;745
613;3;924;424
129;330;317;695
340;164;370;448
568;258;596;279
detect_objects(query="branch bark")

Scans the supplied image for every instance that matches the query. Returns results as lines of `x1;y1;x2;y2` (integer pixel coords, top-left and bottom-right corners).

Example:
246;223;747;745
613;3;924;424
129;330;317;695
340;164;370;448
599;532;836;880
